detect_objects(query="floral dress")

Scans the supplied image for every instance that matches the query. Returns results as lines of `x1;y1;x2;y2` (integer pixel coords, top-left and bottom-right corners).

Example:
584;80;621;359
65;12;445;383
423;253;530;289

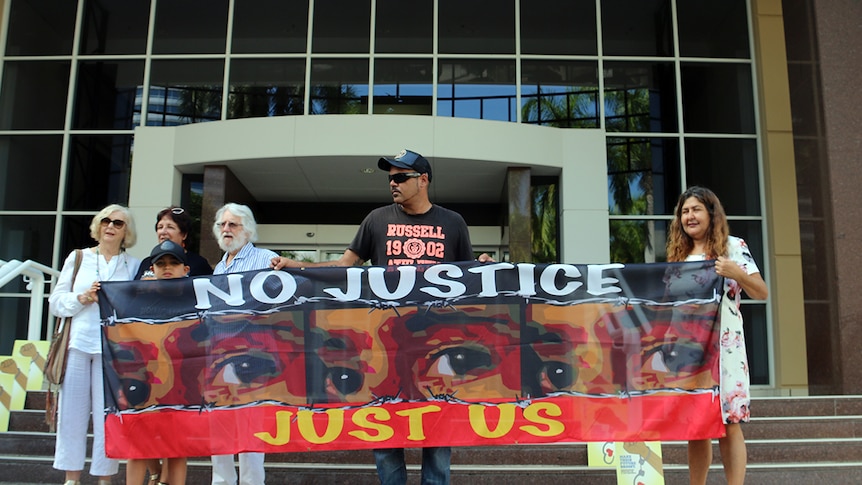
685;235;759;424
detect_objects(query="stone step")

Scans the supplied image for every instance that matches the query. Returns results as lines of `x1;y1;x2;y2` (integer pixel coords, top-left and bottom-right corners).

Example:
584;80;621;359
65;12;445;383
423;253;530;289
9;391;862;484
2;456;862;485
4;431;862;467
753;395;862;417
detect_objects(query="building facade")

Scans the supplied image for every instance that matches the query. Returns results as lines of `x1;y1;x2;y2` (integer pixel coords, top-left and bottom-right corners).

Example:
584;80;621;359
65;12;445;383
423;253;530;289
0;0;859;395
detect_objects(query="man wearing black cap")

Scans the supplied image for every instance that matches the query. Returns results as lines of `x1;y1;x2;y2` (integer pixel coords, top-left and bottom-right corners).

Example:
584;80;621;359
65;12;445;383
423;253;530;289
272;148;490;484
148;240;190;279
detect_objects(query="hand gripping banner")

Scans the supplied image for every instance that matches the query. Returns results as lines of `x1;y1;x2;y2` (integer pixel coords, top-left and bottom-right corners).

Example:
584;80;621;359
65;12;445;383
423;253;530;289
98;261;724;459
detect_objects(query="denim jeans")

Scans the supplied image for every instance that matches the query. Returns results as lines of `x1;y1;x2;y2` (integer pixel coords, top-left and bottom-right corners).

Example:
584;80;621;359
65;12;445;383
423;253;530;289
373;447;451;485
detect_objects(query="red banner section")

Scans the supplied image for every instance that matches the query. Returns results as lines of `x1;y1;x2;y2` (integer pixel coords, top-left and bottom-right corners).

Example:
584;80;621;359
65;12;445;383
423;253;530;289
106;394;722;458
98;261;724;458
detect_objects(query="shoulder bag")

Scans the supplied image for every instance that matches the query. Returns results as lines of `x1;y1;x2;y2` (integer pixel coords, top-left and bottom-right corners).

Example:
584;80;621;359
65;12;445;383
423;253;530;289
43;248;82;431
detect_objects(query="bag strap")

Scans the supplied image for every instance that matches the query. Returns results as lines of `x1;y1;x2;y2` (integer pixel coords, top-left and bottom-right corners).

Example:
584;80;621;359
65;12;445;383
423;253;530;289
52;249;84;335
71;248;83;285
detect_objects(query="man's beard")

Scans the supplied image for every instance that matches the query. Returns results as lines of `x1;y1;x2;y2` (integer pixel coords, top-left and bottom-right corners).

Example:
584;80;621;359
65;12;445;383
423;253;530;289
218;232;248;254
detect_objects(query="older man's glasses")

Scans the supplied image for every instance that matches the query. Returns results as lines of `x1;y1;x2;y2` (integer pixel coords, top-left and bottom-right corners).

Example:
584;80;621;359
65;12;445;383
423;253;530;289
100;217;126;228
389;172;422;184
215;221;243;230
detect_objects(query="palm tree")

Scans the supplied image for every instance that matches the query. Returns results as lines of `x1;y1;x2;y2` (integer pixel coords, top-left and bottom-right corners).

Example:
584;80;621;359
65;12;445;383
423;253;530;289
521;86;598;128
531;183;558;263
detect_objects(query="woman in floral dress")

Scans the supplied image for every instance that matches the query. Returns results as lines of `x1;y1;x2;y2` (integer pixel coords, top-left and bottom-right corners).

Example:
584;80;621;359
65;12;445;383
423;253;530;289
666;186;768;485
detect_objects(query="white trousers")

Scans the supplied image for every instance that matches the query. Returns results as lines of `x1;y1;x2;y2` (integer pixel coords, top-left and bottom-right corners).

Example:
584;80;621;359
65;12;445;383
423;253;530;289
53;348;119;477
212;452;265;485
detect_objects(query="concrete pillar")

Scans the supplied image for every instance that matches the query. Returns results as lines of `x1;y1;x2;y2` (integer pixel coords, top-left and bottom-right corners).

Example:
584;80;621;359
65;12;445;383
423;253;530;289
200;165;257;265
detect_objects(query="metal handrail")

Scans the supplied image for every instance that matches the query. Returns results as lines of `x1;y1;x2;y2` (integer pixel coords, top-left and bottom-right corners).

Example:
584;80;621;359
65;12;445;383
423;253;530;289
0;259;60;341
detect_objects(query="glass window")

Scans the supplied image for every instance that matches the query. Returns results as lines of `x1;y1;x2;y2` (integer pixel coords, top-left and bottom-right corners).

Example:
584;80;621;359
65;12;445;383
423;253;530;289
607;137;680;216
0;61;70;130
601;0;673;57
0;299;41;351
375;0;432;53
782;0;815;62
793;138;826;219
4;0;76;55
521;60;599;128
148;60;224;126
727;220;766;277
803;302;832;392
438;60;516;122
65;135;134;211
677;0;750;59
280;249;320;263
787;63;819;137
232;0;309;53
681;62;756;134
520;0;597;55
742;303;768;385
603;61;678;133
609;219;669;263
439;0;515;54
0;135;62;211
73;60;145;130
59;215;99;261
152;0;229;54
309;59;369;115
684;138;760;216
0;215;56;267
373;59;433;115
312;0;371;53
79;0;150;55
228;59;306;119
799;220;830;301
531;180;559;263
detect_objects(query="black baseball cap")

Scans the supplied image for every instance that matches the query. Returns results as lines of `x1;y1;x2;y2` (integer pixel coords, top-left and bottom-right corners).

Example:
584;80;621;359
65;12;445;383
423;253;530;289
378;149;432;182
150;240;188;265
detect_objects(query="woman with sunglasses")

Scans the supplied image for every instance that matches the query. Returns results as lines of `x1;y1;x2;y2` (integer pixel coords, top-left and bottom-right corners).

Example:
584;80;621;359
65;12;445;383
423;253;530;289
134;206;212;280
49;204;141;485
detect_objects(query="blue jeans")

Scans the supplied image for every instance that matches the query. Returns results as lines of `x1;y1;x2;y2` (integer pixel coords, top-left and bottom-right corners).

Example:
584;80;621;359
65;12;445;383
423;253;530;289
373;447;451;485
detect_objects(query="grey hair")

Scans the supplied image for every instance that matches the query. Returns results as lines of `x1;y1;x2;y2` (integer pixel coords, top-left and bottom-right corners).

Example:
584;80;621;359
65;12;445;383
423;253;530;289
213;203;258;242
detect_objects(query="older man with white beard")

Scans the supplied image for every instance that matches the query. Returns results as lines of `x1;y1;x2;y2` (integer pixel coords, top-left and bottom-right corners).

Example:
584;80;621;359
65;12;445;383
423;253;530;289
210;202;279;485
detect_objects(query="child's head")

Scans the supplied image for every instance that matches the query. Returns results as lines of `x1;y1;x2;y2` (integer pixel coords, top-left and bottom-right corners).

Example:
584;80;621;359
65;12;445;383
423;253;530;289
149;240;190;279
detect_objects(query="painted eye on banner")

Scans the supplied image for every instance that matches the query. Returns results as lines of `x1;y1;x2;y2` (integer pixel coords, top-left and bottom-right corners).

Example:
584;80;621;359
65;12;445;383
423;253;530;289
121;378;151;406
429;346;492;377
213;353;278;385
327;366;363;395
543;361;575;389
403;238;425;259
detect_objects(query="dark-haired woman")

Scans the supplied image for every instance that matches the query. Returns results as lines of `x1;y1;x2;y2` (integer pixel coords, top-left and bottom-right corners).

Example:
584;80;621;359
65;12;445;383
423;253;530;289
666;186;768;485
134;206;212;279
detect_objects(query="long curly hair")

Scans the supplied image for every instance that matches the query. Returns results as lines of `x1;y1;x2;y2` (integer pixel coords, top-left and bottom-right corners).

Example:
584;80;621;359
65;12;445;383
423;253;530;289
666;186;729;262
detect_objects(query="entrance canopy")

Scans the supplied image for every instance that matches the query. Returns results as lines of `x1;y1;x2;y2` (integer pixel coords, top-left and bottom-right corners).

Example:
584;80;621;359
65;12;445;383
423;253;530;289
129;115;609;263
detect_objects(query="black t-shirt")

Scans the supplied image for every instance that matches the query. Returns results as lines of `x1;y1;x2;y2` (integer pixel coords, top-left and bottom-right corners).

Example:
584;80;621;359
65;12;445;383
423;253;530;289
135;251;213;279
349;204;474;266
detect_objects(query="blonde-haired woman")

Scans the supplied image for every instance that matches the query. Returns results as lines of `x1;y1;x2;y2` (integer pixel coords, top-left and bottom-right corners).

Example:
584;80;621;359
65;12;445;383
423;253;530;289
666;187;768;485
49;204;141;485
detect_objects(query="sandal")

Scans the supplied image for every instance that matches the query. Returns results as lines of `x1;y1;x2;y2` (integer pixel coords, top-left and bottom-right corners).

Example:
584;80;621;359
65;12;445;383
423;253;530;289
147;473;160;485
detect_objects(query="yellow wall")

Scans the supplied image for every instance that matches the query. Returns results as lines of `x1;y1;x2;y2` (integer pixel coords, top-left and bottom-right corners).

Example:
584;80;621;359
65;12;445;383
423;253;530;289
752;0;809;394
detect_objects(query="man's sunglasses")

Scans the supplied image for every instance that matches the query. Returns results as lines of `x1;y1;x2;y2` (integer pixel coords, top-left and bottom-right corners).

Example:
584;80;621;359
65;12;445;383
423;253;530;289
388;172;422;184
100;217;126;228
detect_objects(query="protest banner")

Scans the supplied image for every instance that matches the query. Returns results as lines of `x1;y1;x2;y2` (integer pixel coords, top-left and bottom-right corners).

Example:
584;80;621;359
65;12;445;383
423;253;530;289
98;261;723;458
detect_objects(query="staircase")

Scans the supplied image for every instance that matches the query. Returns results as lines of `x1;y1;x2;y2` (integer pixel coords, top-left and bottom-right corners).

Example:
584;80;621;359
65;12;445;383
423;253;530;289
2;392;862;484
